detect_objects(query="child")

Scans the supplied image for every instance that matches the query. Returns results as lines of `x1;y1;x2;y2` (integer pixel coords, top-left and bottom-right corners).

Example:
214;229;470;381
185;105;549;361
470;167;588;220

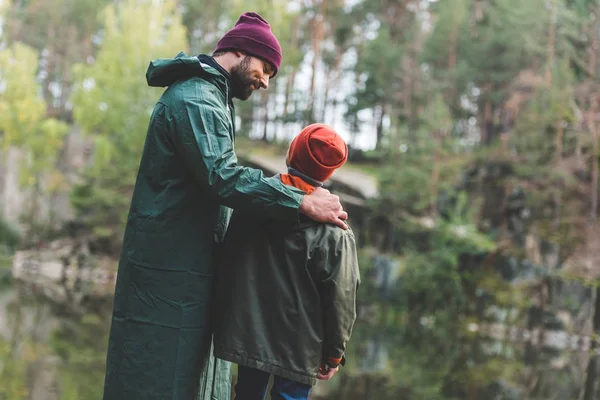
213;123;361;400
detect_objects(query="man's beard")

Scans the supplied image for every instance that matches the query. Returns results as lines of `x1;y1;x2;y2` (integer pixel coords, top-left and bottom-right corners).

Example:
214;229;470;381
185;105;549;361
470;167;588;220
230;56;256;100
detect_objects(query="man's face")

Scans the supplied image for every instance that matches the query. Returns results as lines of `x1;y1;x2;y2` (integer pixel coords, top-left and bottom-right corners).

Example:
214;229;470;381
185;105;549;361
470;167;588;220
230;55;275;100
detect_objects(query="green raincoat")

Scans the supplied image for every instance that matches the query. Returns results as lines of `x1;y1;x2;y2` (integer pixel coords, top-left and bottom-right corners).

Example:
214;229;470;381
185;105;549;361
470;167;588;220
102;52;304;400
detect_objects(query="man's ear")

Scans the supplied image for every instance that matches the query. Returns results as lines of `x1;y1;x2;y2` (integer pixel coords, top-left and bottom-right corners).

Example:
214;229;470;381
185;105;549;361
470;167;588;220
233;50;244;59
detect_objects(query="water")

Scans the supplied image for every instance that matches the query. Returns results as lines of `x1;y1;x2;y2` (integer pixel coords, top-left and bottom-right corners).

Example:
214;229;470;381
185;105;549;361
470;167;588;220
0;266;597;400
0;280;111;400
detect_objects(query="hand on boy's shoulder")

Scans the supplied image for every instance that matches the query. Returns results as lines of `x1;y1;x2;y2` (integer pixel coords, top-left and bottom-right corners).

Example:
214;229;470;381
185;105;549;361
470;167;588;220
323;221;355;238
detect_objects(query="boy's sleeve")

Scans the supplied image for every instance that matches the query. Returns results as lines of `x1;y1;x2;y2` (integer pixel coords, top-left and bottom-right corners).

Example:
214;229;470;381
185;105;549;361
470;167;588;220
317;228;361;367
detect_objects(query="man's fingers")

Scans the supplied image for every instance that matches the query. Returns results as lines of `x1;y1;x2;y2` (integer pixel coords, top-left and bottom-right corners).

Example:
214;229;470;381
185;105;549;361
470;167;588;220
332;217;349;230
299;186;350;226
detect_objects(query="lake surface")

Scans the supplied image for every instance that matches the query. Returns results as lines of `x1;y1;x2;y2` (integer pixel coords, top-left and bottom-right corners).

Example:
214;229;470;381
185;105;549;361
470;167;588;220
0;262;597;400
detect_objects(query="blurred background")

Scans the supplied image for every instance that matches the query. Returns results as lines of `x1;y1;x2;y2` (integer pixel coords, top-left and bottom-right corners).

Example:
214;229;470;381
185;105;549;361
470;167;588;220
1;0;600;399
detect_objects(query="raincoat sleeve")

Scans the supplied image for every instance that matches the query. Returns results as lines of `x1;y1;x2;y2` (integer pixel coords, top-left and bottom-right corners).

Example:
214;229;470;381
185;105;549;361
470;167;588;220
169;84;304;222
317;228;361;367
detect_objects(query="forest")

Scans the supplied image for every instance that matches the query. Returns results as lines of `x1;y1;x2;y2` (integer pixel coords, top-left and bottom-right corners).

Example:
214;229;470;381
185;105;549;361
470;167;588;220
1;0;600;399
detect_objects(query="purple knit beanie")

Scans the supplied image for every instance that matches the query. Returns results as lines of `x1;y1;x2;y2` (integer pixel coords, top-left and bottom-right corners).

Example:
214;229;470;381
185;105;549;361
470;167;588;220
215;12;282;76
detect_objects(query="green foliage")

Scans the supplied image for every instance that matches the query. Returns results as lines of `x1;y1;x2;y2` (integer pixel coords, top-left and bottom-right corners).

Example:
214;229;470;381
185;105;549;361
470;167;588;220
421;93;453;135
0;42;69;228
0;216;20;251
464;0;549;100
0;341;28;400
180;0;228;52
401;249;468;315
378;155;433;214
5;0;112;118
421;0;470;100
376;128;495;317
70;0;188;245
353;26;403;108
5;0;110;50
329;319;529;400
0;215;20;271
514;60;577;163
1;0;600;398
51;314;109;400
0;43;46;151
398;200;496;317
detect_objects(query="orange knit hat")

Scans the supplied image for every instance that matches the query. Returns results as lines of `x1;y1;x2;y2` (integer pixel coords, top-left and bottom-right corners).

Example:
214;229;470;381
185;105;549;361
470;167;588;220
288;124;348;182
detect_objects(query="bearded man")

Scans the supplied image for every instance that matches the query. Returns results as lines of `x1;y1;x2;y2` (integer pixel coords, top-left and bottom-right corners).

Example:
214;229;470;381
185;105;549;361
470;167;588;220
102;12;348;400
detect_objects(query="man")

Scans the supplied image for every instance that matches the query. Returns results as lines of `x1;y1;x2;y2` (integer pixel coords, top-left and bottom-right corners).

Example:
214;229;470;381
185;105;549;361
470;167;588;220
214;124;360;400
102;12;347;400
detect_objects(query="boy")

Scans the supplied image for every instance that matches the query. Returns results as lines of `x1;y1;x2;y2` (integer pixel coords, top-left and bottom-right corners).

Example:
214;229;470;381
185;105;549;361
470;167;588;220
213;124;361;400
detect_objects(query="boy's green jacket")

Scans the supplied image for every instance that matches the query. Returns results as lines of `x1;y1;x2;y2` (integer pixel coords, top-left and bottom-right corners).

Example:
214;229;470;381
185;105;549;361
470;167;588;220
214;211;361;386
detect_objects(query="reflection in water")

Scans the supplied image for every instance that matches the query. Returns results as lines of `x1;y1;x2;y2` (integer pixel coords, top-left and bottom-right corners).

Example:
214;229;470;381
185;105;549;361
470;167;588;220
316;321;592;400
0;281;112;400
0;276;597;399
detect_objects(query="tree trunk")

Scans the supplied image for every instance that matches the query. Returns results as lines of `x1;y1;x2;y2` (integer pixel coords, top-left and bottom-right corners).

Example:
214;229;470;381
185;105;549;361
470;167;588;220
448;18;458;100
589;13;599;221
590;97;599;221
261;93;270;142
402;55;414;137
555;121;563;163
43;22;57;110
410;1;424;133
482;93;494;145
375;104;385;150
325;49;345;125
307;0;327;124
283;70;297;121
282;16;300;121
320;64;332;124
431;134;441;216
545;0;557;86
582;287;600;400
592;138;599;221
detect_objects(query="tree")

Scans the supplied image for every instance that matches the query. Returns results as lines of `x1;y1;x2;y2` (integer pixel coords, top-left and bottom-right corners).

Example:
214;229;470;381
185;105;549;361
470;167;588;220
70;0;188;252
0;42;69;233
422;0;470;113
5;0;111;120
179;0;228;53
348;25;404;150
515;61;576;164
345;0;423;150
461;0;550;145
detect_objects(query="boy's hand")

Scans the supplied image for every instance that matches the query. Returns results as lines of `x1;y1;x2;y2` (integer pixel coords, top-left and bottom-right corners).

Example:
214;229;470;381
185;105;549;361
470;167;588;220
317;363;339;380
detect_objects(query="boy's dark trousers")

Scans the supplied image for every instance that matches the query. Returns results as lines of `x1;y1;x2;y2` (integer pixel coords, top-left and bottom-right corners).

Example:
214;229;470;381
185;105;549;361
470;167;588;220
234;365;311;400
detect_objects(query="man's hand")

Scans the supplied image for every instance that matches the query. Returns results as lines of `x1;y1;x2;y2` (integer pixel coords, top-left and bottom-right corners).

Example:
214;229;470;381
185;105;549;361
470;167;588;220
299;187;348;229
317;363;339;380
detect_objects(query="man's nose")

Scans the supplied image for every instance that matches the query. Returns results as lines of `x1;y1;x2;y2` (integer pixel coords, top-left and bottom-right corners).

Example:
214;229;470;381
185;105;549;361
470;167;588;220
260;75;269;90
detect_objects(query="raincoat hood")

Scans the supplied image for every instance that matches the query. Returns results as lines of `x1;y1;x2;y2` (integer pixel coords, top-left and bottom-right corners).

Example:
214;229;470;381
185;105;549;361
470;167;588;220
146;51;224;88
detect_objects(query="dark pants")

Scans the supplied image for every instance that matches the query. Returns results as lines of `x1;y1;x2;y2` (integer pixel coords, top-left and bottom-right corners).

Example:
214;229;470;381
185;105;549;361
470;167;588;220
234;365;312;400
